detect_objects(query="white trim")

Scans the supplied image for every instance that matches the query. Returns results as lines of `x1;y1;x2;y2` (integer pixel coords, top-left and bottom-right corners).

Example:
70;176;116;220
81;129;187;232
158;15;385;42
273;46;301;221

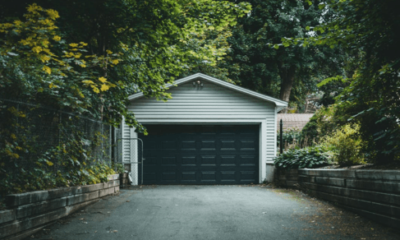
132;119;267;183
130;128;138;185
260;120;267;183
128;73;288;107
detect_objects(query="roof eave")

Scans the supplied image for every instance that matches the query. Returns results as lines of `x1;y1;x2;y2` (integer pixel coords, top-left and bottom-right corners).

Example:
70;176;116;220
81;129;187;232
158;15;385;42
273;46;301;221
128;73;288;107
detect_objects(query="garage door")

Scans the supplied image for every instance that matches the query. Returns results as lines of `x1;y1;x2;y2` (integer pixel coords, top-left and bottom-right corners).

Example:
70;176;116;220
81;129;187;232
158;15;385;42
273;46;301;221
139;125;259;185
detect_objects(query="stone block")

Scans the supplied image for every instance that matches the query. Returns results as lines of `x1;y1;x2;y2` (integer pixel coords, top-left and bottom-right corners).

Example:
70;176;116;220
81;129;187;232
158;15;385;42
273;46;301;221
286;181;299;189
380;170;400;181
6;190;49;207
99;187;114;197
320;170;356;179
79;183;104;194
47;187;76;199
66;194;88;206
355;170;383;180
16;197;67;219
6;186;82;207
114;186;120;193
346;179;400;193
278;175;286;180
303;169;323;176
0;209;15;225
315;177;346;187
0;208;66;239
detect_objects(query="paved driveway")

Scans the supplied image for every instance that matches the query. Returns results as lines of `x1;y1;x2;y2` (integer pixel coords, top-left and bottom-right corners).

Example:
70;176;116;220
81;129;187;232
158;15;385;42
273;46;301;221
31;185;400;240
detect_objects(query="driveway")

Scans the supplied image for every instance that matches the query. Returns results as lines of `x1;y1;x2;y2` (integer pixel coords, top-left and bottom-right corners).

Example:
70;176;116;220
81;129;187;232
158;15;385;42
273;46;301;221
30;185;400;240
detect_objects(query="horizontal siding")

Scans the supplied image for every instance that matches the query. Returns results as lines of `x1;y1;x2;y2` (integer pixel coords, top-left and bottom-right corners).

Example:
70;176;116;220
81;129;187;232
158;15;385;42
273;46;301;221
129;80;275;120
266;117;276;162
122;123;131;163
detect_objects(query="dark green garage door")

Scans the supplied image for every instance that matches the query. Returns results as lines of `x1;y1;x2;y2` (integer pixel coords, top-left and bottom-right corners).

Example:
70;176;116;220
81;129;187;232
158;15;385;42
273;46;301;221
139;125;259;185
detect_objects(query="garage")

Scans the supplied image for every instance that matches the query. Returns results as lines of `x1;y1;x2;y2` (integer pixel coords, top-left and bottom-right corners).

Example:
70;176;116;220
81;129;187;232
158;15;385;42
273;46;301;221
139;125;259;184
121;73;287;185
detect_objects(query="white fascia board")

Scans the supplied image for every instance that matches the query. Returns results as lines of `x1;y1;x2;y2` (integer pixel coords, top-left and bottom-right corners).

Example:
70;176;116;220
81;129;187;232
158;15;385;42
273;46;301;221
275;106;287;113
128;73;288;107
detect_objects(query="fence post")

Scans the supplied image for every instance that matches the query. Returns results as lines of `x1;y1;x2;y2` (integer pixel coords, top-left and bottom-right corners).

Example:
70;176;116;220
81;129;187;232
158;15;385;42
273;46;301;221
280;119;283;154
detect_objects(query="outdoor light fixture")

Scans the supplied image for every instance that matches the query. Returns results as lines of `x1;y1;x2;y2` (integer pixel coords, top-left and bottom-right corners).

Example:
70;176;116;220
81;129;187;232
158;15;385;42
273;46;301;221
193;80;204;88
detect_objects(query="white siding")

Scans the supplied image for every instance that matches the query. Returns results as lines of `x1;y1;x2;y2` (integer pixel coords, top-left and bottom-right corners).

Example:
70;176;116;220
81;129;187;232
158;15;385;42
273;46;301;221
128;80;275;119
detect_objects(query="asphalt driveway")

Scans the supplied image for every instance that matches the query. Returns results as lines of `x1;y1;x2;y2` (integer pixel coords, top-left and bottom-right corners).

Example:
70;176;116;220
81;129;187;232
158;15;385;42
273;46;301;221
30;185;400;240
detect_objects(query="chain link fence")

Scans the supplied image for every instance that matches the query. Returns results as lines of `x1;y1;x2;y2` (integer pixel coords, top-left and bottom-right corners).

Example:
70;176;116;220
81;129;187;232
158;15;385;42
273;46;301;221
0;98;112;196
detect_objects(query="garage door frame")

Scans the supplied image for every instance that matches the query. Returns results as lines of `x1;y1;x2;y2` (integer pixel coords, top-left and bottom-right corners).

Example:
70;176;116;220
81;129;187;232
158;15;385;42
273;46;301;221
131;119;267;184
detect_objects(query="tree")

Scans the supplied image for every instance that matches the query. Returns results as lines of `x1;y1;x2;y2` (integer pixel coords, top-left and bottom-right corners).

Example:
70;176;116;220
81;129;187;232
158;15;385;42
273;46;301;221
0;0;251;130
283;0;400;162
214;0;344;106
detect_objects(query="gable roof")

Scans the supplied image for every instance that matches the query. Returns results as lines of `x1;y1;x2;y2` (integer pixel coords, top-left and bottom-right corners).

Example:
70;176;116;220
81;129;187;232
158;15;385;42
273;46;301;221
128;73;288;107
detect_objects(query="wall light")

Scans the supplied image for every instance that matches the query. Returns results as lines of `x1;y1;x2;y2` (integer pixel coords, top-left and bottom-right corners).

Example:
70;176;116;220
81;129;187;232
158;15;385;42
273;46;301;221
193;80;204;88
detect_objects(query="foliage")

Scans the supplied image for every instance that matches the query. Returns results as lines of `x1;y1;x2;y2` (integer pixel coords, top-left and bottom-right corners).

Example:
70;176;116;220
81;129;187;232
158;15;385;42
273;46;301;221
280;0;400;163
274;145;330;170
277;128;303;146
301;104;346;145
113;163;124;174
0;1;251;131
0;2;251;195
321;124;366;166
211;0;345;107
0;101;114;195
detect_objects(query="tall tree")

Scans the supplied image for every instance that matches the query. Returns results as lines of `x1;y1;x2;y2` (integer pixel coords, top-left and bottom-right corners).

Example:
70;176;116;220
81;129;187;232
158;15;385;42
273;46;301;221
283;0;400;162
215;0;344;106
0;0;251;130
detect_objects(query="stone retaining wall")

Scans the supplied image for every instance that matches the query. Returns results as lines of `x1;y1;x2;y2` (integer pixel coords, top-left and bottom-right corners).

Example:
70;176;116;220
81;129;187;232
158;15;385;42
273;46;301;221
299;169;400;229
275;169;299;189
0;174;120;240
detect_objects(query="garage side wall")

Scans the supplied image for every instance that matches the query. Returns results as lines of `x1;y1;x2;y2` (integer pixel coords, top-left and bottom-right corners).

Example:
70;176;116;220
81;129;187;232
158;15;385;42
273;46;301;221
125;79;277;183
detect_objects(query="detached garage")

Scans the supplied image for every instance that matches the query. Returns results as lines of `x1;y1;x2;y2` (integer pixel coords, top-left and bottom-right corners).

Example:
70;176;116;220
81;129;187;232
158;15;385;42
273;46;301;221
120;73;287;185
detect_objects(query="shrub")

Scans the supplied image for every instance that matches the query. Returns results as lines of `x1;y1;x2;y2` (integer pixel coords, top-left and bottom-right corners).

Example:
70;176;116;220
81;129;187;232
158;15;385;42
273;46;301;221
274;146;331;170
322;124;365;166
113;163;124;174
277;128;302;146
301;104;351;146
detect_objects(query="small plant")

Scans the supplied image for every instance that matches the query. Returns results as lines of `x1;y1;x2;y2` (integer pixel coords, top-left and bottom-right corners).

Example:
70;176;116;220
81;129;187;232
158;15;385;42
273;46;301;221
274;146;331;169
112;162;124;174
322;124;365;166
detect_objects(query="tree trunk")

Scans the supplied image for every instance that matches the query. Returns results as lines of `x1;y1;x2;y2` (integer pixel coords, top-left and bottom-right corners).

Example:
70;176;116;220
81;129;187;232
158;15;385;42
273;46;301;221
279;65;296;102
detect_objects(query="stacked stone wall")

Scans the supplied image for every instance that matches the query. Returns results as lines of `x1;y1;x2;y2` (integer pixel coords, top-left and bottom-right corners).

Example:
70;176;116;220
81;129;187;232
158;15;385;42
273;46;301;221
0;174;120;240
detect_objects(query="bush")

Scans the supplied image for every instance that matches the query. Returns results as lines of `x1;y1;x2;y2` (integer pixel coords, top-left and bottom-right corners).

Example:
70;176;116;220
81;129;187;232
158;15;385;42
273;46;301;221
274;146;331;170
322;124;365;166
113;163;124;174
277;128;302;146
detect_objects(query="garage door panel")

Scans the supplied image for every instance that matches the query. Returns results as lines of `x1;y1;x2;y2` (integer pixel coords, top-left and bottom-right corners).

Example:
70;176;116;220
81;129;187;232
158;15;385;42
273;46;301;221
161;157;177;166
220;171;237;180
181;140;196;150
200;171;217;182
139;125;258;184
200;140;216;150
220;155;236;164
162;172;177;181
